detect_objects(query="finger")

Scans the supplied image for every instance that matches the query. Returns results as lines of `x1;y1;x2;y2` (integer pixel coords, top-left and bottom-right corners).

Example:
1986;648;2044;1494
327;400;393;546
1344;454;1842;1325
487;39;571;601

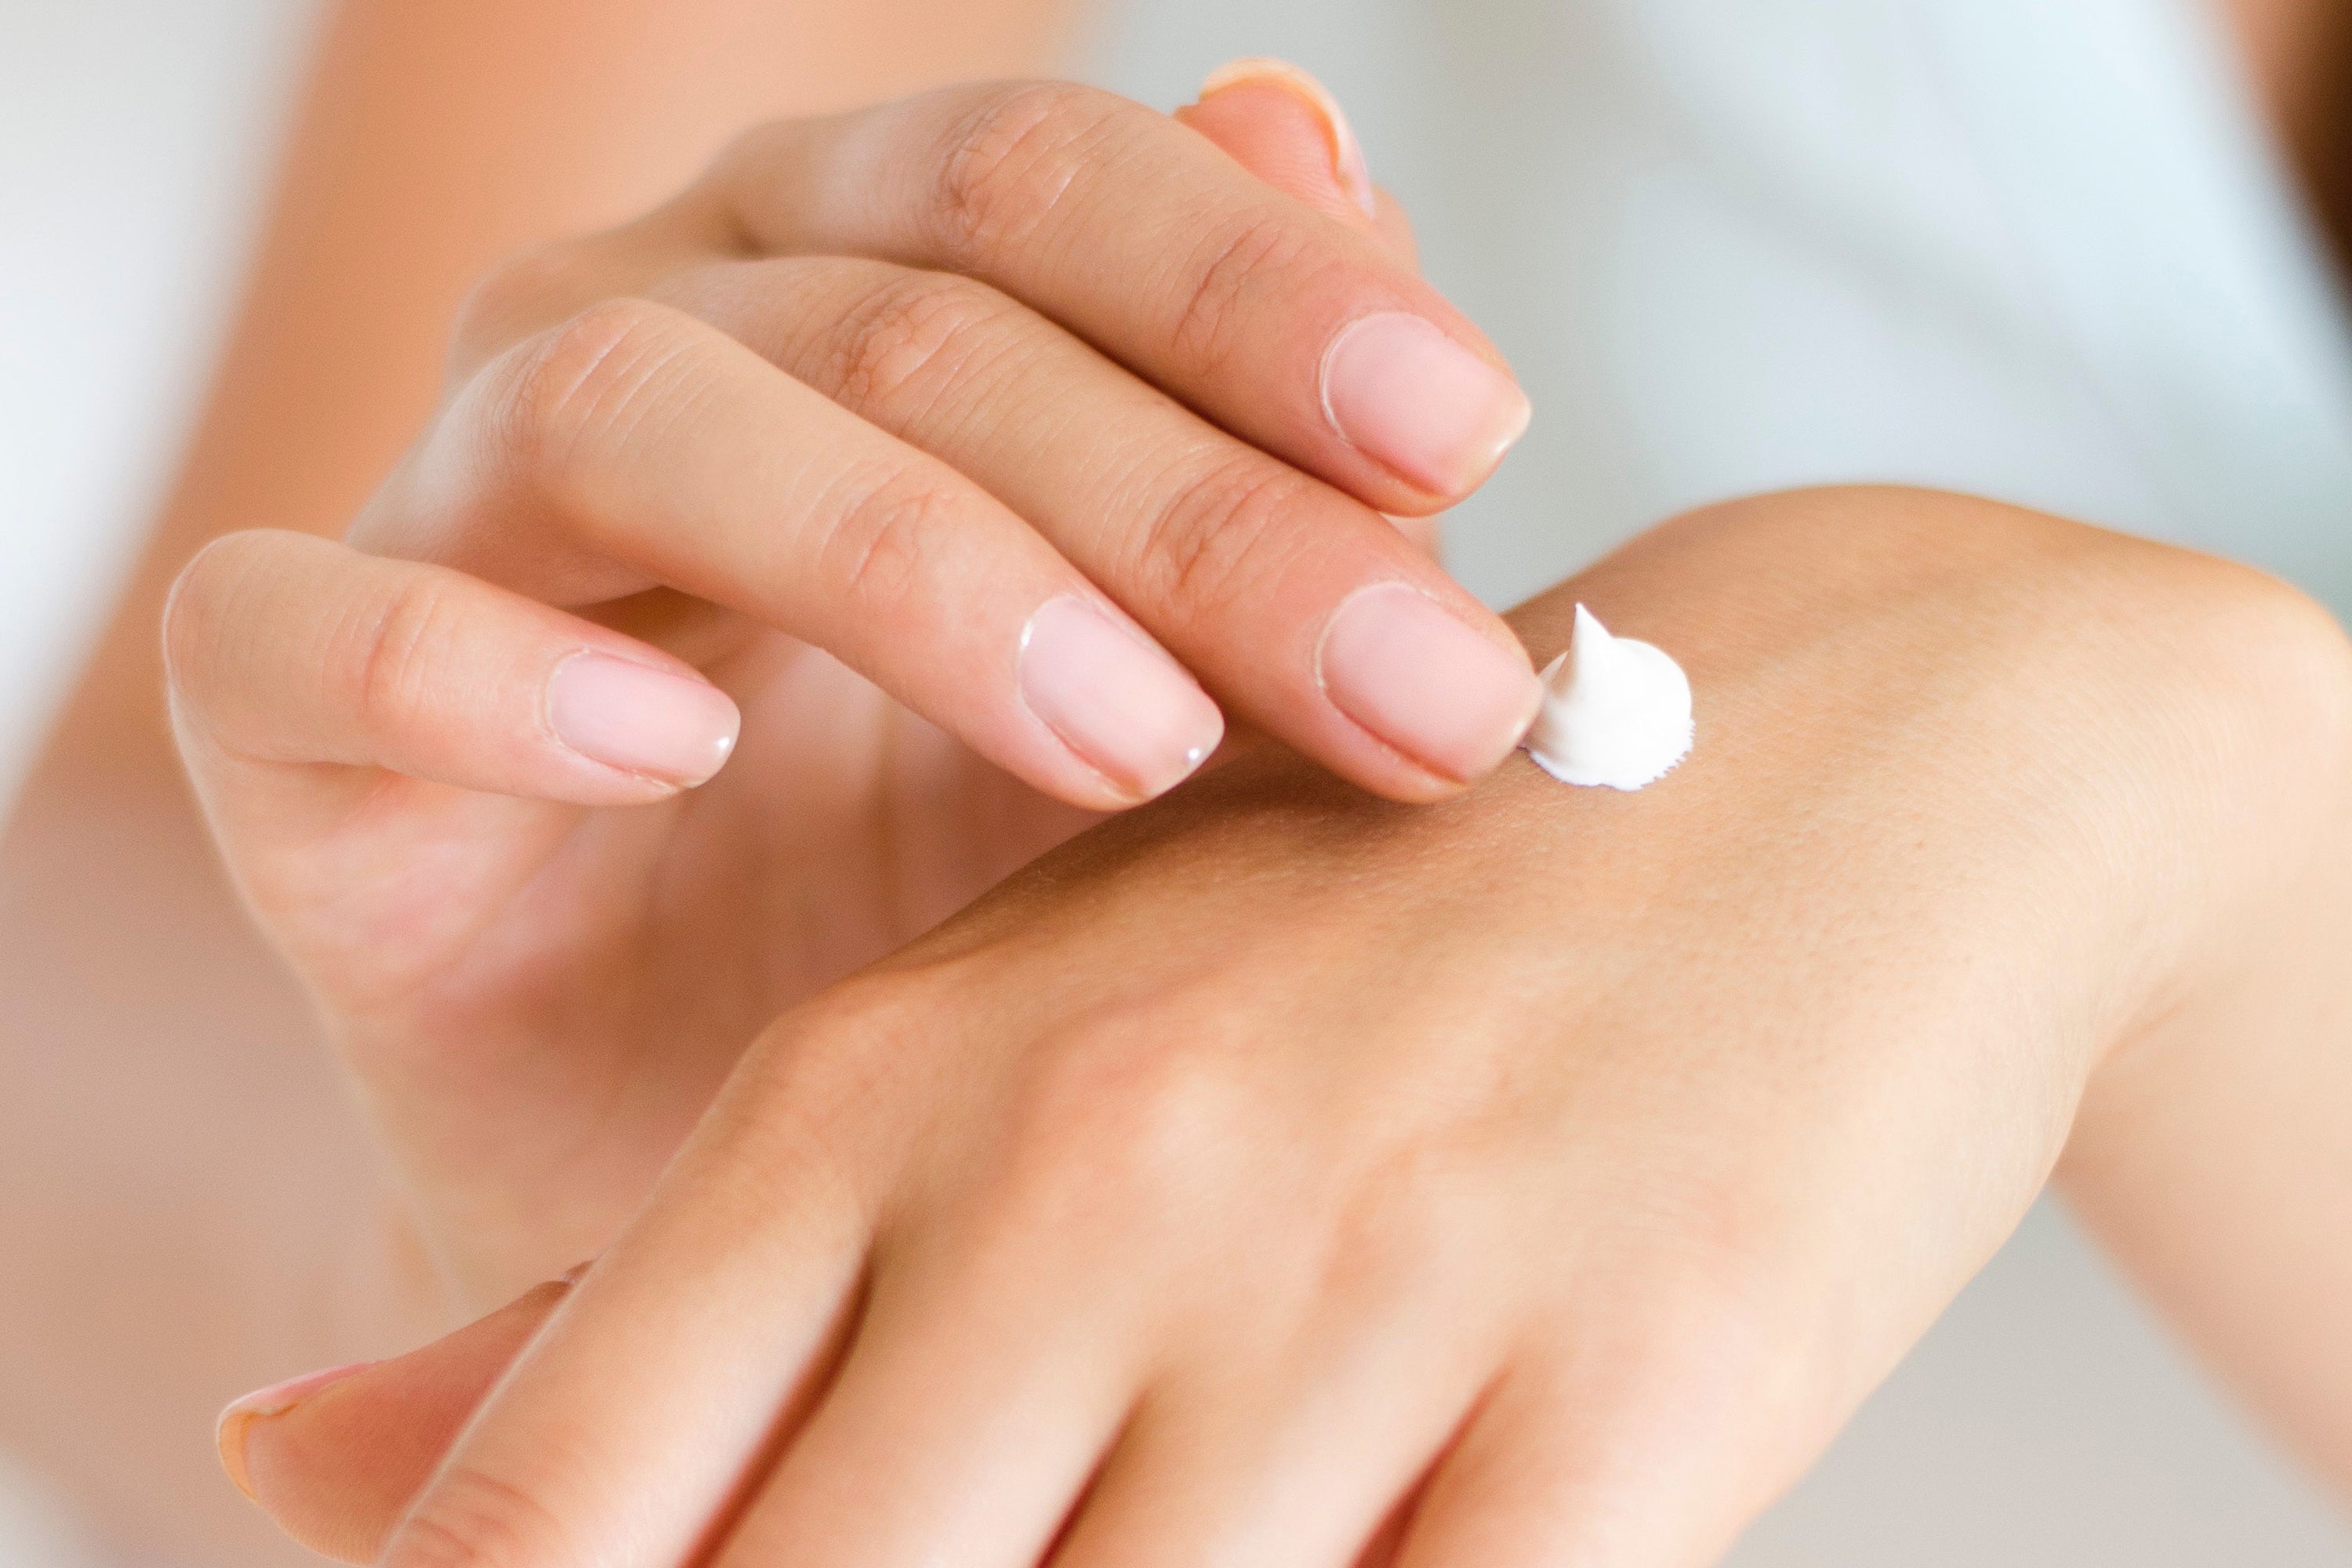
1167;67;1432;554
656;259;1534;797
166;530;741;812
714;81;1531;513
1045;1267;1497;1568
1388;1325;1785;1568
1174;60;1380;231
706;1214;1142;1568
218;1277;569;1564
375;1001;890;1568
358;299;1223;811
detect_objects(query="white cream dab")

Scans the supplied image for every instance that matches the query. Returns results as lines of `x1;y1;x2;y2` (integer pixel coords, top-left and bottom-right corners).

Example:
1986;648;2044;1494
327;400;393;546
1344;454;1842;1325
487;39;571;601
1522;604;1693;790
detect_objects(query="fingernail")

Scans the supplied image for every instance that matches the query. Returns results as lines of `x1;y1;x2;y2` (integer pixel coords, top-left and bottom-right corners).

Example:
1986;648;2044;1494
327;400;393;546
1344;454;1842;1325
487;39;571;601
1019;596;1223;801
216;1361;374;1501
1200;56;1377;218
1318;583;1542;782
1321;313;1532;497
546;652;740;787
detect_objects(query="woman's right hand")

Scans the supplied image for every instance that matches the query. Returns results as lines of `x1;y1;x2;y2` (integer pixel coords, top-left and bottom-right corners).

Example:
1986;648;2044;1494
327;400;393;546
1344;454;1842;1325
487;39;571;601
162;66;1540;1313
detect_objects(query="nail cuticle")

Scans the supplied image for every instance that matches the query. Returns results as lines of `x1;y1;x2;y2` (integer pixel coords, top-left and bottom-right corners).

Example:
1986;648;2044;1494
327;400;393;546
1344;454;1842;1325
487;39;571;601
1016;596;1221;803
1316;581;1543;782
1318;314;1531;497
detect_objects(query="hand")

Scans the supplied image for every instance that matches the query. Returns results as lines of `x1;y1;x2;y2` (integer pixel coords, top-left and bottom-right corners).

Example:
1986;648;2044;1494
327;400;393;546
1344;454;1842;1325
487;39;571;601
162;67;1537;1309
219;488;2352;1566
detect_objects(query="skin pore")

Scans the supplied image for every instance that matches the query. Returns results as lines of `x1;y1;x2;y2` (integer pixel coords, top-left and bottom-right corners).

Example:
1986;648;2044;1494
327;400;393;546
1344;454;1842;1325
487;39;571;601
0;0;2347;1564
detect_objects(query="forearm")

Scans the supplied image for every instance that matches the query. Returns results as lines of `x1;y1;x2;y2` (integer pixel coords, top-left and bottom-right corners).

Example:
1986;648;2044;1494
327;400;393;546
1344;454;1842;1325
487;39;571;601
1526;487;2352;1490
2060;818;2352;1494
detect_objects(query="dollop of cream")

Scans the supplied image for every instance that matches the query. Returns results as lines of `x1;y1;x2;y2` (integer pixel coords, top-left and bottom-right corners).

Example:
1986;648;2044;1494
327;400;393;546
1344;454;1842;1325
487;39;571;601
1522;604;1693;790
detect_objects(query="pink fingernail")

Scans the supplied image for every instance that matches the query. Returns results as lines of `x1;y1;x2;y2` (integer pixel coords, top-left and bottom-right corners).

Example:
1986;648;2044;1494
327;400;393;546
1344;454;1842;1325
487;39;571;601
217;1361;374;1501
547;652;740;787
1321;313;1532;497
1318;583;1541;782
1019;596;1223;801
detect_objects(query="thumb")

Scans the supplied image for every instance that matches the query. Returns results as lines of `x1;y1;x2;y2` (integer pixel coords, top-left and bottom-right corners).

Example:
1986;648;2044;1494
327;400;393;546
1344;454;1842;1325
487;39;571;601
1175;59;1418;264
216;1274;573;1563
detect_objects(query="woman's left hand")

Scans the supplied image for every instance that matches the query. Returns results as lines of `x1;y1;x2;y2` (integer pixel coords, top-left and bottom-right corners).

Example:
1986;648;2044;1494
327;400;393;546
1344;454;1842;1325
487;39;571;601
223;488;2352;1567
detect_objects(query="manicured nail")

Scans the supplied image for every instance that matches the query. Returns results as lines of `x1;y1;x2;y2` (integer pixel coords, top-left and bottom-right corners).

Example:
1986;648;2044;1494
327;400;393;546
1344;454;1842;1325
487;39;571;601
1318;583;1543;782
1321;313;1532;497
1019;596;1223;801
216;1361;374;1501
546;652;740;787
1200;57;1377;218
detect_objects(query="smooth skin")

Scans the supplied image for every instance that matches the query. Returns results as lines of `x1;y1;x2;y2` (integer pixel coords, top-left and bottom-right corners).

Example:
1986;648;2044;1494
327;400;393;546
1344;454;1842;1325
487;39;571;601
215;488;2352;1568
3;0;2350;1564
162;67;1518;1312
3;4;1106;1559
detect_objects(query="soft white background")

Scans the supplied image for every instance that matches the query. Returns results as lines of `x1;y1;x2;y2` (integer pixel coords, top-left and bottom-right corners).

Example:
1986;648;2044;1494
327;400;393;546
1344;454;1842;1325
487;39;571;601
0;0;2346;1562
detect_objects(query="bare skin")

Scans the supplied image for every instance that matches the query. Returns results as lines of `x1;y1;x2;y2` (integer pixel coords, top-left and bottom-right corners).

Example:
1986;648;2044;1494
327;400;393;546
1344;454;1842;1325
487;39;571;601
2;2;1080;1560
4;2;2350;1565
162;72;1492;1314
219;486;2352;1568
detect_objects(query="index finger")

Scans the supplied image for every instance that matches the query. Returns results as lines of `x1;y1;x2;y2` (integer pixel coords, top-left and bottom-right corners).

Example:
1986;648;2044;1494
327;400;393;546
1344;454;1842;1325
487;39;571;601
710;81;1529;517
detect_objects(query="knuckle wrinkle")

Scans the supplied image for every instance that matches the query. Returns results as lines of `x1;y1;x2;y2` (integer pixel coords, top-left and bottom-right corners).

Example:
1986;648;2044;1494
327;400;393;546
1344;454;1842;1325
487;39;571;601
388;1465;576;1568
932;82;1121;256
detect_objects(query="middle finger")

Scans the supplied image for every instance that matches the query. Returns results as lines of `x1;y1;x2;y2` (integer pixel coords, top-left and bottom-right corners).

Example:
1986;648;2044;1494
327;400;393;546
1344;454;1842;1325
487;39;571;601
665;255;1541;794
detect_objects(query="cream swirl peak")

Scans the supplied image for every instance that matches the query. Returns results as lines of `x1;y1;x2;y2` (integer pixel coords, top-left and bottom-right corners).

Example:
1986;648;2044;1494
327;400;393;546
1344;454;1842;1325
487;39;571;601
1522;605;1693;790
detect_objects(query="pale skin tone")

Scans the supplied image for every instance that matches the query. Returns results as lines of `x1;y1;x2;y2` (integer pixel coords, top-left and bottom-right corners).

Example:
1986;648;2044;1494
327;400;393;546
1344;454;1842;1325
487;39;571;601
3;2;2350;1565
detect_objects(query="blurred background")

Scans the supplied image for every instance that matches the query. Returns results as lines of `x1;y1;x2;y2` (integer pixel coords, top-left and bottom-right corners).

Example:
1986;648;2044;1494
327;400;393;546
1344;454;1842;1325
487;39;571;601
2;0;2349;1563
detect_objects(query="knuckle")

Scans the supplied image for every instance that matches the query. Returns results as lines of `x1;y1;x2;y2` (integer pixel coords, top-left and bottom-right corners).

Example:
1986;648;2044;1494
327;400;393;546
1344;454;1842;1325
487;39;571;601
1016;1007;1261;1216
1164;211;1323;373
821;270;1018;421
346;569;463;739
931;82;1128;255
735;971;937;1141
709;116;796;204
1328;1151;1481;1294
484;299;710;516
1131;454;1319;622
775;972;936;1105
820;469;965;617
390;1464;578;1568
452;241;598;367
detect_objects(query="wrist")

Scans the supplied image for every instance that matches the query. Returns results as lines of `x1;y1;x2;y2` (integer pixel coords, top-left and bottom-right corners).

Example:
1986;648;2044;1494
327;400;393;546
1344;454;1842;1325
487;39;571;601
1503;486;2352;1069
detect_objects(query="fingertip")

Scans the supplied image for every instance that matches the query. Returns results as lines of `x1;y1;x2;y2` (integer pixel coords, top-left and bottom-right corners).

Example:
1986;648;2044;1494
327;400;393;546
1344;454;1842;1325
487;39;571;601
220;1277;574;1562
1320;313;1532;505
1180;58;1379;224
545;651;742;791
1018;595;1225;809
1318;583;1543;789
218;1360;376;1498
